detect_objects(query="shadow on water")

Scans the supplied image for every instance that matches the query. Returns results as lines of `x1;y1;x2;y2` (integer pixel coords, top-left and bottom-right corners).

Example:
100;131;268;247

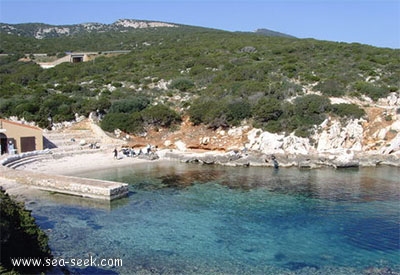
122;164;400;203
343;217;400;252
72;163;400;209
135;168;225;190
34;214;56;229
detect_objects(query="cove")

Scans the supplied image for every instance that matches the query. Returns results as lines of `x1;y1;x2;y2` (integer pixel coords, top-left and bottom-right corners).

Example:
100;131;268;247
27;162;399;274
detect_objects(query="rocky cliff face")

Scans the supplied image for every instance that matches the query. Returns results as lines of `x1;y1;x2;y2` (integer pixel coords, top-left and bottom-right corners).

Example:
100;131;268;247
124;92;400;167
246;93;399;158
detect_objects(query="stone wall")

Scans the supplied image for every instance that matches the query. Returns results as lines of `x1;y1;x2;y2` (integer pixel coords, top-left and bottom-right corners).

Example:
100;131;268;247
0;165;128;201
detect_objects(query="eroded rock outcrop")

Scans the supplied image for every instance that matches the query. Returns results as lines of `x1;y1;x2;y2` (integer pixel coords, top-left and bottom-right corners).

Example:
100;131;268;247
163;93;400;168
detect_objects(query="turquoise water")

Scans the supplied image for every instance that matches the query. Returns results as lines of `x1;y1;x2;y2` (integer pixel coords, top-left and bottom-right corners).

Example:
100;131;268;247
28;162;399;274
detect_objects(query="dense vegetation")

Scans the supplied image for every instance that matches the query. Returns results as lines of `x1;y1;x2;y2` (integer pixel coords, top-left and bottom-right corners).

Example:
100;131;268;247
0;25;398;136
0;188;52;274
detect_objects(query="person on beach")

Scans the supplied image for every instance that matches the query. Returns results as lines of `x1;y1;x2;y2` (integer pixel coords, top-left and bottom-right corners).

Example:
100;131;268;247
146;144;151;155
113;147;118;159
131;146;137;157
271;155;279;169
8;141;15;155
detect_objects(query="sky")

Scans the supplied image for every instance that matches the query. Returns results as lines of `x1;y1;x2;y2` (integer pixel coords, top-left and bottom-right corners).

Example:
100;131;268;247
0;0;399;49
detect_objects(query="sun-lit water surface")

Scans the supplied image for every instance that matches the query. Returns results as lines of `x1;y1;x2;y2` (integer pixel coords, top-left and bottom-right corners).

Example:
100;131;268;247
27;162;399;274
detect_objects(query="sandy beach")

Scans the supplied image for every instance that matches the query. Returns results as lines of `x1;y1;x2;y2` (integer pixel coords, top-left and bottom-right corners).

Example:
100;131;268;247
18;150;160;175
0;149;163;200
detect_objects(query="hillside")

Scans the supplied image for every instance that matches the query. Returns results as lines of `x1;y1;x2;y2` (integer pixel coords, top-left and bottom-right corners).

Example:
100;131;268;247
0;19;293;41
0;20;399;161
0;19;178;39
254;28;295;38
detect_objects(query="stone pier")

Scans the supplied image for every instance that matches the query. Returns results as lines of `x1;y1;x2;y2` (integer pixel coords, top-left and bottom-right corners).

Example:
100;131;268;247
0;166;129;201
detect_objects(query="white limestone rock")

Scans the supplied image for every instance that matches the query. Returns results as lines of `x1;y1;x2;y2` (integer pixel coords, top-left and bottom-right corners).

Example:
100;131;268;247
174;140;187;151
316;119;363;152
380;133;400;154
200;137;210;145
247;129;285;154
283;135;312;155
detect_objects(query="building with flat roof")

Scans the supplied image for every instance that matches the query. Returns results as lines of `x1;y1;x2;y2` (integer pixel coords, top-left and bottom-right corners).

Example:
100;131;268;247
0;119;43;155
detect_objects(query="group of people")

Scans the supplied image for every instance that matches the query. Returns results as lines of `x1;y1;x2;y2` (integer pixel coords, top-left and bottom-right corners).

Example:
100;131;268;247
113;144;158;159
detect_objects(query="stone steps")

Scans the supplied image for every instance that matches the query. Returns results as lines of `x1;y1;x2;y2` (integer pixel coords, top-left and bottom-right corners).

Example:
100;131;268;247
5;154;51;169
43;126;104;154
1;150;52;168
44;131;97;146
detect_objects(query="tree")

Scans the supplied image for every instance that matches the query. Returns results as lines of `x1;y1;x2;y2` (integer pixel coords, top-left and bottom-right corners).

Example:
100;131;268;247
141;104;181;127
100;112;132;133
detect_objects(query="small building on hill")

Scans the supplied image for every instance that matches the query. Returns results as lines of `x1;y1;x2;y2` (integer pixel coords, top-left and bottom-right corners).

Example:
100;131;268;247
0;119;43;155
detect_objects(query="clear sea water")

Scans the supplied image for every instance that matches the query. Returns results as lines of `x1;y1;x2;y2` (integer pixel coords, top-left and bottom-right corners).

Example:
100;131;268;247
26;162;399;274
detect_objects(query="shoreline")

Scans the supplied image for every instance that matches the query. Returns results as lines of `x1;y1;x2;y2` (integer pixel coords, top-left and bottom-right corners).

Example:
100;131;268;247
1;148;399;201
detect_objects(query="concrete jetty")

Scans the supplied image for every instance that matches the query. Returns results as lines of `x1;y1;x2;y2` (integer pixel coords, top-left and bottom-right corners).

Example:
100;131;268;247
0;165;129;201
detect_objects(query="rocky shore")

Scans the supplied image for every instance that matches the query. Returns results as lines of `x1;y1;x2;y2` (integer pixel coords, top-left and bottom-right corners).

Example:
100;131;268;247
123;93;400;169
160;148;400;169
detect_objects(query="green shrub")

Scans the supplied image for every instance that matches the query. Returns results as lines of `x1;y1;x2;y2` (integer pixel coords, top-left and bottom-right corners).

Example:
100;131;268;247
282;64;297;78
52;103;75;123
188;99;210;125
331;103;366;119
100;112;132;132
314;79;345;97
0;188;52;274
353;81;390;101
225;99;252;126
288;94;331;136
141;104;181;127
109;96;149;113
264;120;282;133
14;98;42;119
36;94;76;123
294;94;331;115
252;97;283;123
294;126;312;138
111;82;123;88
188;98;229;129
302;73;320;82
100;112;145;134
168;78;195;92
127;112;145;133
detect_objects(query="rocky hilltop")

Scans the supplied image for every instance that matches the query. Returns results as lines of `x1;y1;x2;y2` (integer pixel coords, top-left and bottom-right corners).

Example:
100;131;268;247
0;19;177;39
